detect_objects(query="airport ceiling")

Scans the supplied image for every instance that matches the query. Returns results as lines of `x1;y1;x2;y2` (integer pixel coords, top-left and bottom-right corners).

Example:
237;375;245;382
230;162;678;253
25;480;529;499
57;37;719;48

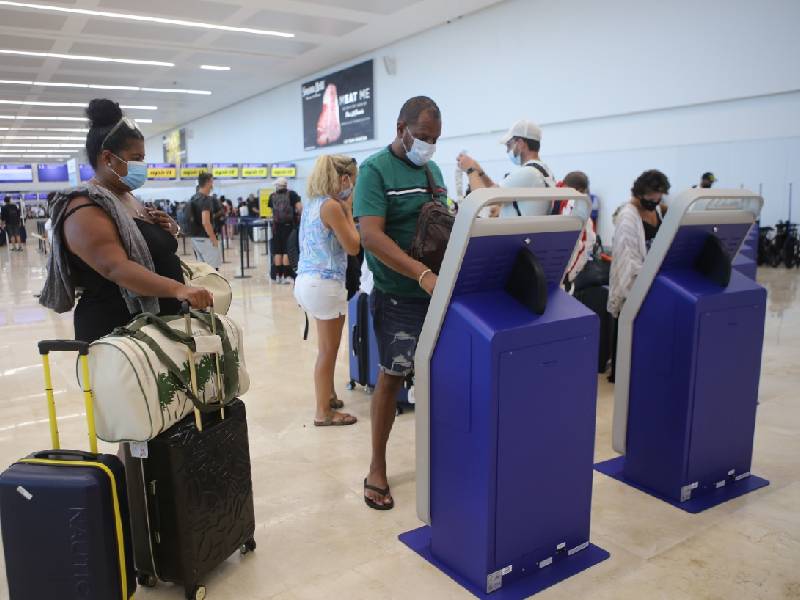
0;0;502;161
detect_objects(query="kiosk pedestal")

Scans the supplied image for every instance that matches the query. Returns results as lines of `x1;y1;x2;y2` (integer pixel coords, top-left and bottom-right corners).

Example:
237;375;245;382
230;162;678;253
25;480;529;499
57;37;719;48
401;189;609;598
596;191;770;512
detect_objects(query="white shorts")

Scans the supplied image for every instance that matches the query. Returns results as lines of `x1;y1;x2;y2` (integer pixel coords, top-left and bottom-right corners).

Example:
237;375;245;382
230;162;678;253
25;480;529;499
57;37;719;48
294;273;347;321
190;238;221;269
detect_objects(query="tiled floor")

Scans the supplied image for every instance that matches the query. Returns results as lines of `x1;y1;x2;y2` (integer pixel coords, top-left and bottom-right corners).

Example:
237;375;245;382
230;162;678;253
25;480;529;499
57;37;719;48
0;239;798;599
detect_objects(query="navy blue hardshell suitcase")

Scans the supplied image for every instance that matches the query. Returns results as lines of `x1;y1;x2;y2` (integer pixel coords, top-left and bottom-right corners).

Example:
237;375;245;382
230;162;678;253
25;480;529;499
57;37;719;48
0;340;135;600
346;291;412;411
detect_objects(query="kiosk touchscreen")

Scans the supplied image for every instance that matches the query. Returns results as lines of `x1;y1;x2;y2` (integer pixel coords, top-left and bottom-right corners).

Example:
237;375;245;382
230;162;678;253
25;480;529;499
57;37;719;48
402;188;609;597
603;189;769;510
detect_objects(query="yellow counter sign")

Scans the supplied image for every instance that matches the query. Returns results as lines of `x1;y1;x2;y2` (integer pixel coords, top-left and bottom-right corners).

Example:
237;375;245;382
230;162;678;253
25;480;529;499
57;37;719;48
212;165;240;179
180;164;209;179
259;188;274;218
242;165;269;178
271;164;297;178
147;165;177;180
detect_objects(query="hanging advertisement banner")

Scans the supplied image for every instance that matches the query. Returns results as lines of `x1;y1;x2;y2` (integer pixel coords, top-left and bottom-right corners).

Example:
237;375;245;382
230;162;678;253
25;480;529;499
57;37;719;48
79;164;95;181
302;59;374;151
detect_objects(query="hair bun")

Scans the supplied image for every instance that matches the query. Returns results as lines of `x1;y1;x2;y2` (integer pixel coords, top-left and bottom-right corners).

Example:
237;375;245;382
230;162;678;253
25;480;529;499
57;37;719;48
85;98;123;128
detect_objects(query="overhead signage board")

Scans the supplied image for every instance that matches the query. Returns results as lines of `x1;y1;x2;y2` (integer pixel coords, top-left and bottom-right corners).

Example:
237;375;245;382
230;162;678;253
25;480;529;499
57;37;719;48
270;163;297;178
23;193;38;200
212;163;239;179
302;59;374;151
0;164;33;183
241;163;269;179
147;163;177;180
36;163;69;183
180;163;209;180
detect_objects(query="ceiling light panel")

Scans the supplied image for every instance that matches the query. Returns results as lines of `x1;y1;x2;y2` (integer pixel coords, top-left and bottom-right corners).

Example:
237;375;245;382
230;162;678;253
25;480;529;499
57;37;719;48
1;136;84;140
0;128;89;132
0;1;295;38
0;100;157;110
0;79;211;95
1;143;84;147
200;65;230;71
0;115;153;123
0;49;174;67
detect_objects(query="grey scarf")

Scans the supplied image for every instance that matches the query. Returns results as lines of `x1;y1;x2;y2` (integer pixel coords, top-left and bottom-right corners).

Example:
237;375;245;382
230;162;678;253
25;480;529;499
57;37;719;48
39;183;160;315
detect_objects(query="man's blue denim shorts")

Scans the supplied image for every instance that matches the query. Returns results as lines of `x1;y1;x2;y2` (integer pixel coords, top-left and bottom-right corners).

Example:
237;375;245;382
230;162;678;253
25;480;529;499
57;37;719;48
369;288;430;377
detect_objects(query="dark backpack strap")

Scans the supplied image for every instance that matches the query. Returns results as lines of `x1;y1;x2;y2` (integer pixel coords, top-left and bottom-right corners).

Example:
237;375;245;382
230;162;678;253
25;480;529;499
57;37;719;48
423;165;442;201
525;162;552;188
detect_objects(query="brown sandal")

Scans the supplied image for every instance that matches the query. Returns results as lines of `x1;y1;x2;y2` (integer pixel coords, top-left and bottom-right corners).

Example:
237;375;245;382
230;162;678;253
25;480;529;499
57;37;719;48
314;412;357;427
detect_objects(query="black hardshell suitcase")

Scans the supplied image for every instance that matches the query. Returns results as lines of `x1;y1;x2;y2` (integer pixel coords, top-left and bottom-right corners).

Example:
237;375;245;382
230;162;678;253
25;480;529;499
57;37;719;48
124;306;256;600
0;340;136;600
573;284;612;373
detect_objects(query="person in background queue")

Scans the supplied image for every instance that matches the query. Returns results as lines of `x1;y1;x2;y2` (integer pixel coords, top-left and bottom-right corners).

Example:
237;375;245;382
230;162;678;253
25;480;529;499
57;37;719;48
39;99;212;343
188;173;221;269
354;96;446;510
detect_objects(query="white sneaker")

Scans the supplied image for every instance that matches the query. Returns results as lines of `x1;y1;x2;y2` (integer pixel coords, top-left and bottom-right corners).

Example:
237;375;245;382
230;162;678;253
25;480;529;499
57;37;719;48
275;276;283;284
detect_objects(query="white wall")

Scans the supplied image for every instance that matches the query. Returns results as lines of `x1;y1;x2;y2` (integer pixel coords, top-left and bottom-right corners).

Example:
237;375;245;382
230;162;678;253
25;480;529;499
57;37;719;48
142;0;800;241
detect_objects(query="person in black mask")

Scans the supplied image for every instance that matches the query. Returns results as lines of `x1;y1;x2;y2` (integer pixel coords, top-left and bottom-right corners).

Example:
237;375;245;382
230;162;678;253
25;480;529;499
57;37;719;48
607;169;670;381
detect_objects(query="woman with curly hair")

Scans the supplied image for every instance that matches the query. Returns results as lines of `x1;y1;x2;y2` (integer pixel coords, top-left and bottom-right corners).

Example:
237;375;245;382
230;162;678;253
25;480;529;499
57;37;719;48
607;169;670;380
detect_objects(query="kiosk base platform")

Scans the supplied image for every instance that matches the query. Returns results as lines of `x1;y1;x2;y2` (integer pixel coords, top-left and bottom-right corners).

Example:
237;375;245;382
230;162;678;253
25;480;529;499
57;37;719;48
399;526;609;599
594;456;769;513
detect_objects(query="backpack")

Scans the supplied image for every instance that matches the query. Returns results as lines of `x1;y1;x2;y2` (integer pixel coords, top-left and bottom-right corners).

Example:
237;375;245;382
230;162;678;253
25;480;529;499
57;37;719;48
179;200;196;234
271;190;294;225
408;166;455;275
512;162;553;217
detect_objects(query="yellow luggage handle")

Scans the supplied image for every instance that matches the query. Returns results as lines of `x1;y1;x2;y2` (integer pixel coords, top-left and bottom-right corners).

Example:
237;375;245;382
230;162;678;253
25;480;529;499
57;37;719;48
37;340;97;454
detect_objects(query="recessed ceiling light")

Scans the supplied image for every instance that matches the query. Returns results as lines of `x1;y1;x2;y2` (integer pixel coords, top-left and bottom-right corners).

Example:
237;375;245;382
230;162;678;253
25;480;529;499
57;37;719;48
1;143;84;148
200;65;231;71
0;79;211;96
0;127;89;132
0;49;174;67
0;115;153;123
0;1;294;38
0;99;157;110
1;136;84;140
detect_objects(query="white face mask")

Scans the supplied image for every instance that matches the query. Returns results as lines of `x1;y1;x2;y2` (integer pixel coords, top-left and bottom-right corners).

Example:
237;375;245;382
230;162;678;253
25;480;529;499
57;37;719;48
403;128;436;166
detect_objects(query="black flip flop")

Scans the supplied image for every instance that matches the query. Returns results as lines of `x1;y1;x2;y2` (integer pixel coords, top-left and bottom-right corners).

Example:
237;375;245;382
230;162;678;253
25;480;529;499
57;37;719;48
364;478;394;511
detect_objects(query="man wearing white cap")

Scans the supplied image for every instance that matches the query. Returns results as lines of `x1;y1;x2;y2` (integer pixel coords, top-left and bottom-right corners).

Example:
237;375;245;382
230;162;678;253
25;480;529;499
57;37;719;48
457;119;556;217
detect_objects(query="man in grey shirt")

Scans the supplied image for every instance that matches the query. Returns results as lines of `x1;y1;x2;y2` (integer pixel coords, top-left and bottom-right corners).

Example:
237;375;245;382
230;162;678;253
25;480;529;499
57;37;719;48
457;119;556;217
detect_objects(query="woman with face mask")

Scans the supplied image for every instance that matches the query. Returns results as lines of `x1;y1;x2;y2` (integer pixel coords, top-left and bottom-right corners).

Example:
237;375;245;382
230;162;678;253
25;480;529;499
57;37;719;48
294;154;361;426
606;169;671;380
39;99;212;343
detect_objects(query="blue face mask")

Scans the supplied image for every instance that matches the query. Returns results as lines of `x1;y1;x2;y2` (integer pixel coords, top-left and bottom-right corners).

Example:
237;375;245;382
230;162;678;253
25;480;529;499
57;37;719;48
337;187;353;201
507;146;522;166
110;154;147;190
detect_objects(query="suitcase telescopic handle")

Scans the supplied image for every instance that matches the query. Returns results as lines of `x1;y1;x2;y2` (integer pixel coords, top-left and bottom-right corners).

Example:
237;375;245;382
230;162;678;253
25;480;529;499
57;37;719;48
37;339;97;454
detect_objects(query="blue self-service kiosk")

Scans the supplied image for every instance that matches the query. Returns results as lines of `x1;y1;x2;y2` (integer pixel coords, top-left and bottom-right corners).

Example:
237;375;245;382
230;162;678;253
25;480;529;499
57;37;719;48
405;188;608;597
605;189;769;510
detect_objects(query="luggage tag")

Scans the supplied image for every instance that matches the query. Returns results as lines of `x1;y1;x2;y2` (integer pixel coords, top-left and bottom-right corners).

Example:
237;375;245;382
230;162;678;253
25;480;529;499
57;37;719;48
193;334;223;355
129;441;149;459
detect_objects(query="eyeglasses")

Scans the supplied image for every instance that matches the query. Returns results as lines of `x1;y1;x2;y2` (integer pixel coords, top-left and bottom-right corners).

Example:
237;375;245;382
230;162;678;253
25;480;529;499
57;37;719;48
101;117;141;150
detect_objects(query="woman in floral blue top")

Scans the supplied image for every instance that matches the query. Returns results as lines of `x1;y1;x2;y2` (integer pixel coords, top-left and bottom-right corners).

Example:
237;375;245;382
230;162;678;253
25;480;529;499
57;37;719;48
295;155;361;426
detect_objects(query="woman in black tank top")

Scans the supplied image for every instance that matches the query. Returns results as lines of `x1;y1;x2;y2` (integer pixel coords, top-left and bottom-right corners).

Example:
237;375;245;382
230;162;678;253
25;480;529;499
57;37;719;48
52;99;213;342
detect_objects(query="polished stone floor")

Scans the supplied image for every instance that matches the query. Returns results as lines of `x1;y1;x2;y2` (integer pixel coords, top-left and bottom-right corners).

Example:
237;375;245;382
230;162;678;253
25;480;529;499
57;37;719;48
0;238;798;600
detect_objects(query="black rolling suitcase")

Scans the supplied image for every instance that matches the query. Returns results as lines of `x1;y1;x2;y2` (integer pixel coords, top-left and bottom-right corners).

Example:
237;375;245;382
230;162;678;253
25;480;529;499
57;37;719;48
573;284;612;373
0;340;136;600
124;305;256;600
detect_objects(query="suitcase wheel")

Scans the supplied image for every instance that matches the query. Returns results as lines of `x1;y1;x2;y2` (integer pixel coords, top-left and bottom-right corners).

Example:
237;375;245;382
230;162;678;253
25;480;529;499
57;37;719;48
137;572;158;588
187;584;207;600
240;537;257;555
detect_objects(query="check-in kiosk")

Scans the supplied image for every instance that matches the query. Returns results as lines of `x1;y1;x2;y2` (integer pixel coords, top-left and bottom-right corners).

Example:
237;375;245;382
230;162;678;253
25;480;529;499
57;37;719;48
601;189;769;511
401;189;608;597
